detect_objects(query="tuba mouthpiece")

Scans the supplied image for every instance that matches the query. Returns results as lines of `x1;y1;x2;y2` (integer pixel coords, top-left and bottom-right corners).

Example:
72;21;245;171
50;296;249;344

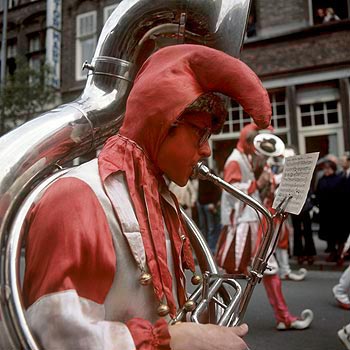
192;161;210;180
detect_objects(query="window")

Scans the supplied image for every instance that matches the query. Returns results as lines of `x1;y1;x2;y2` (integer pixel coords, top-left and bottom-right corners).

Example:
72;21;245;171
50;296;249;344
269;91;289;131
219;91;288;136
28;34;42;75
246;1;257;38
7;42;17;75
104;4;119;24
8;0;20;9
29;36;40;53
299;100;339;127
311;0;349;25
222;99;252;135
297;85;344;156
7;42;17;59
75;11;97;81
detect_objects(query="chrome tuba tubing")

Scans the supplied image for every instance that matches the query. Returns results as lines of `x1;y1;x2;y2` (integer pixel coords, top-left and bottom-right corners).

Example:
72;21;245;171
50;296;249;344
174;161;285;326
0;1;252;348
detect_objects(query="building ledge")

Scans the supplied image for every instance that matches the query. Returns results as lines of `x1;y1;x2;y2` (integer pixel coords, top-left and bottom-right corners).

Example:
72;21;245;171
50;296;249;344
244;19;350;47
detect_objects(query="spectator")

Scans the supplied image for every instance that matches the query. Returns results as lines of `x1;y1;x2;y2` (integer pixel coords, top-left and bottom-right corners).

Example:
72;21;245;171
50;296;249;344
291;191;317;266
333;265;350;310
315;159;344;264
246;14;257;38
314;8;326;24
323;7;340;22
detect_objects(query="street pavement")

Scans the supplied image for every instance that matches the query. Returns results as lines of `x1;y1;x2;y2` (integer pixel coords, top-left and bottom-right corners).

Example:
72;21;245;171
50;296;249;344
244;269;348;350
187;232;349;350
244;234;349;350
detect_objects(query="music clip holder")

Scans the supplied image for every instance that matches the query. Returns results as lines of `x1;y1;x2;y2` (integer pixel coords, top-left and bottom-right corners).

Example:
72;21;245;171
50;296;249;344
273;195;293;218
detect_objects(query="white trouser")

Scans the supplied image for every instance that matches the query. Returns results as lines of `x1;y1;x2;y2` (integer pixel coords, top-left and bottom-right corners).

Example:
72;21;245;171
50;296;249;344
333;265;350;304
275;248;291;277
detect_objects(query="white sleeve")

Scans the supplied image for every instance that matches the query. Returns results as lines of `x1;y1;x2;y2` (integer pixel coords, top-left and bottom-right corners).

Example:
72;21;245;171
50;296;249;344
26;290;135;350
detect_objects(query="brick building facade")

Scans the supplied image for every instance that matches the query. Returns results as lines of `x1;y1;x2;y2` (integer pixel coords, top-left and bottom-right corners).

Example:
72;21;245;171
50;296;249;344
212;0;350;172
0;0;47;82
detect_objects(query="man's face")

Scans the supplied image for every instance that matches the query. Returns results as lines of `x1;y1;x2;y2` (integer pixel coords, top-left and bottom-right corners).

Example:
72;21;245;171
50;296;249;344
156;112;212;186
340;155;350;170
244;130;259;155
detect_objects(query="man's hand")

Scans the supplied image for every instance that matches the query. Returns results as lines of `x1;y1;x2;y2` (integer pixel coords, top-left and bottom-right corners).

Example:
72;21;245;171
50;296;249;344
169;322;249;350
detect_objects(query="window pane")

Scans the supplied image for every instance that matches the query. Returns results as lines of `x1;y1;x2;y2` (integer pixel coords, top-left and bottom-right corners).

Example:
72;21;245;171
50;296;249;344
78;13;96;37
29;36;40;52
314;113;325;125
231;109;240;120
300;104;310;114
313;102;323;112
223;122;230;133
230;100;239;108
301;115;312;127
276;104;286;115
326;100;337;110
232;123;240;132
328;112;339;124
81;38;95;63
274;91;285;102
277;118;287;128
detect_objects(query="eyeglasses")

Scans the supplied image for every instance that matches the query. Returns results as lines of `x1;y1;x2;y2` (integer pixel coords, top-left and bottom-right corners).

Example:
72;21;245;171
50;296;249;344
174;120;212;147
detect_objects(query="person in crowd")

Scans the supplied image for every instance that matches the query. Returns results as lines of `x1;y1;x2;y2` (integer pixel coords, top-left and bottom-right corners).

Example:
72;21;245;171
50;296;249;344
340;152;350;179
314;7;326;24
196;163;222;253
246;14;257;38
216;123;313;330
169;178;198;218
291;190;317;266
315;159;345;264
333;264;350;310
323;7;340;22
22;44;273;350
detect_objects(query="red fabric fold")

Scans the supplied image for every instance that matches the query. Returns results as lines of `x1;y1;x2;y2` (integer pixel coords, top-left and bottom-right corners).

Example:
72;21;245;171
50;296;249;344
223;160;242;184
99;135;195;317
23;178;116;308
126;318;171;350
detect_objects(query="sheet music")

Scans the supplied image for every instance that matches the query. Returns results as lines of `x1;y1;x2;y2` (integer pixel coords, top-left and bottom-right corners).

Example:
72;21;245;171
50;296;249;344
272;152;319;215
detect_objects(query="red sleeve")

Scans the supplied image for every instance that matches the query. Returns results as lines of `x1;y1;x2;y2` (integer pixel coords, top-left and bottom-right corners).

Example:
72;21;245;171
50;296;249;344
23;177;116;308
126;318;171;350
223;160;242;184
248;180;258;195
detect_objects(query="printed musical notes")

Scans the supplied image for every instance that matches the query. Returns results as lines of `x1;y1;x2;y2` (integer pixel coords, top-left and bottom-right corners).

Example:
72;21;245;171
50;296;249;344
272;152;319;215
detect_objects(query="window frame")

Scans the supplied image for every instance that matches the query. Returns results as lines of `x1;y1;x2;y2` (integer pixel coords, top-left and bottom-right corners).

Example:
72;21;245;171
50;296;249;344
103;4;119;24
296;87;344;155
308;0;350;25
75;10;97;81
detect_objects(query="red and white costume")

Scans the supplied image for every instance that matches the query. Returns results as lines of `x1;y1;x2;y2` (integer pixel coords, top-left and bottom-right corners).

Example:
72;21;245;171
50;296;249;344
23;45;271;349
216;124;299;327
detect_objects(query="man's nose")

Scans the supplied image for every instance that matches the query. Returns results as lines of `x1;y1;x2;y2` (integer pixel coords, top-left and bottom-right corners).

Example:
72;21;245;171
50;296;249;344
199;141;211;158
